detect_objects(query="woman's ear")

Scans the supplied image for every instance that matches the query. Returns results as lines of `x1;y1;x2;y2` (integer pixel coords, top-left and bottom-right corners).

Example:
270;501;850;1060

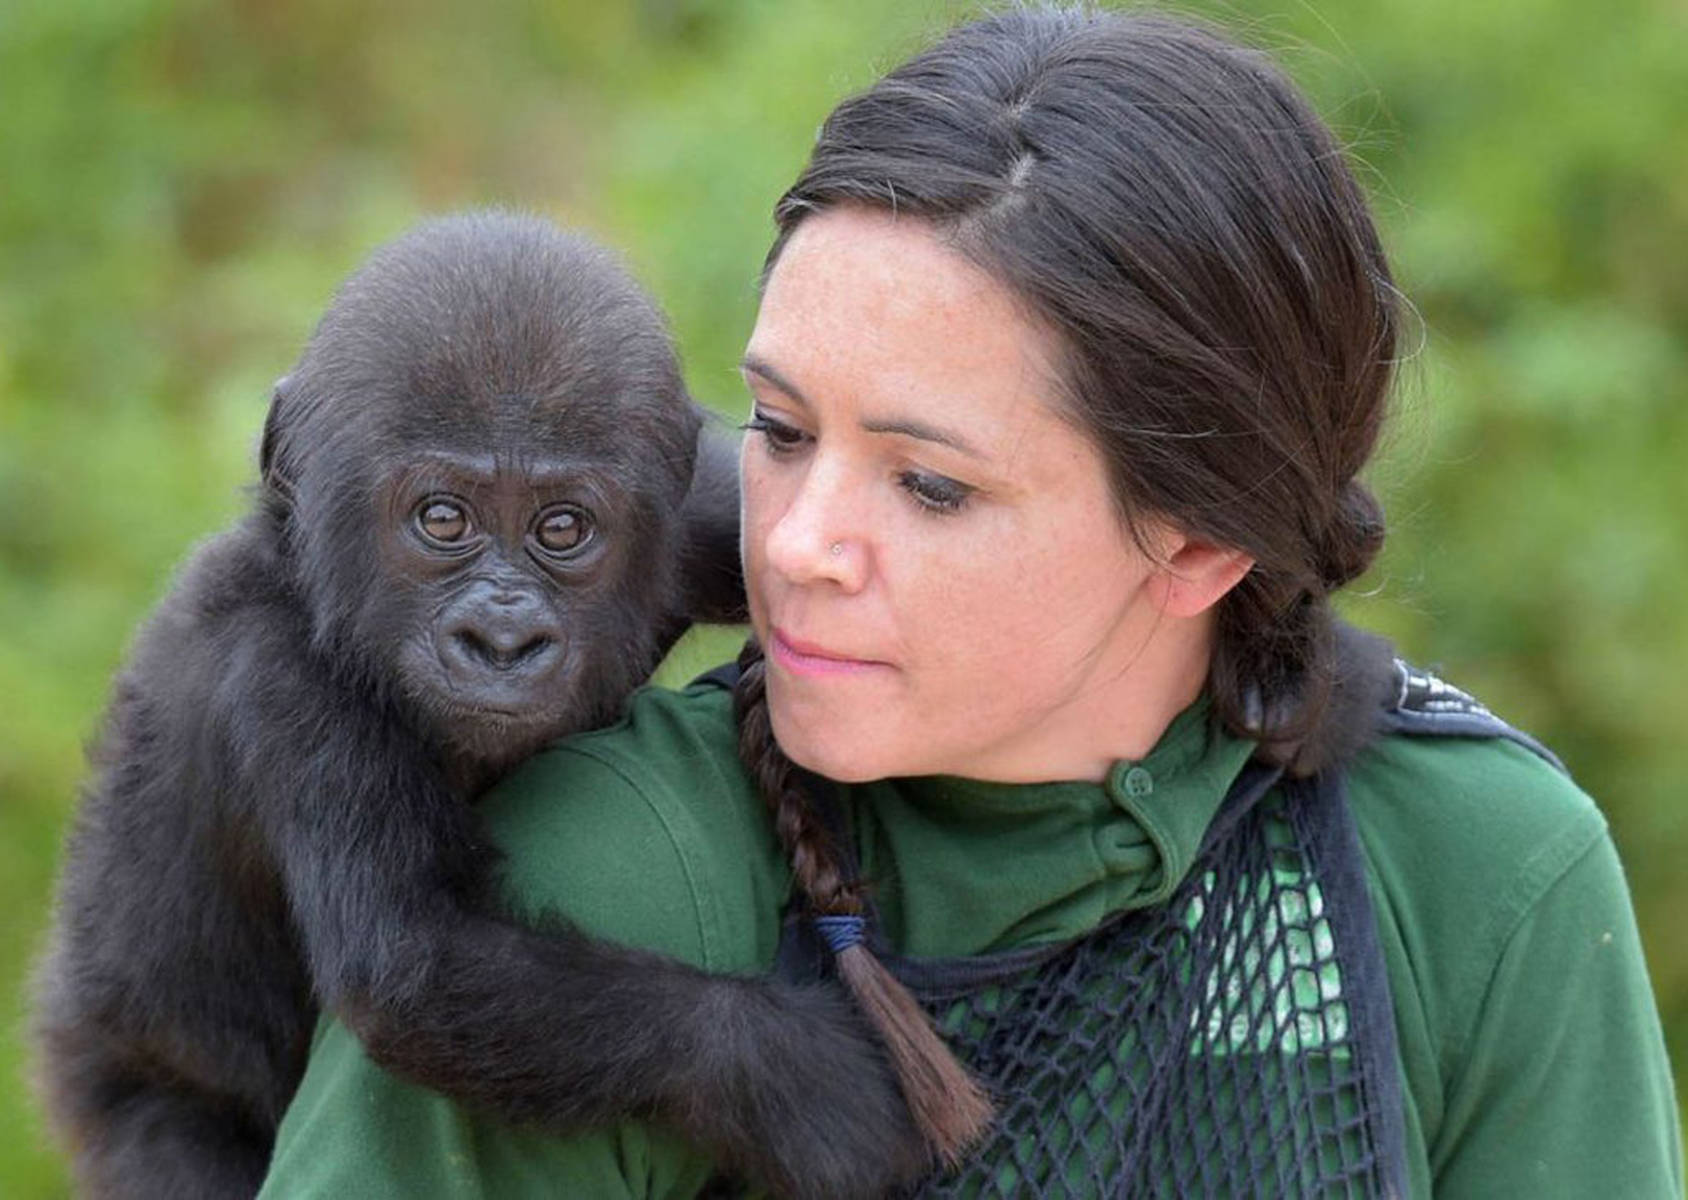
1151;534;1255;618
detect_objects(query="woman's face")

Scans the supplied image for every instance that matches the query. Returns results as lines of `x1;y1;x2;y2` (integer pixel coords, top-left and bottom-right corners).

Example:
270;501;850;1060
740;206;1209;784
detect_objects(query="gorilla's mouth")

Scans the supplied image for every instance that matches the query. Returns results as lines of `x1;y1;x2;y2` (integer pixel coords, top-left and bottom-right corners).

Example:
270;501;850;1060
396;638;573;732
431;684;563;726
444;700;541;720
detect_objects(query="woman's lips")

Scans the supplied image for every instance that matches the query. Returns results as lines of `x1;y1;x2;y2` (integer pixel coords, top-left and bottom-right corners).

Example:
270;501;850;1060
768;628;888;678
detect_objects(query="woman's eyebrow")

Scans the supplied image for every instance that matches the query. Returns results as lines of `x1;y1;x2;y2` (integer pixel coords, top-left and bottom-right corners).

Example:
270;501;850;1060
739;354;807;404
740;353;985;461
858;416;985;461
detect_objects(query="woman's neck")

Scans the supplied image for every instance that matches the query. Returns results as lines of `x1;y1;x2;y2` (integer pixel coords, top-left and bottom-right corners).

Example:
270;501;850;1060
951;611;1215;785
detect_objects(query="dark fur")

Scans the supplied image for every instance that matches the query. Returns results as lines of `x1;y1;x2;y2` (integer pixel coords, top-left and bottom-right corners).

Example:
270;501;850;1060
31;212;922;1199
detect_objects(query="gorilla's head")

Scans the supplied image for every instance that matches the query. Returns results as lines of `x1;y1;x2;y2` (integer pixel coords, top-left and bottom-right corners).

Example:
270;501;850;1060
261;212;700;766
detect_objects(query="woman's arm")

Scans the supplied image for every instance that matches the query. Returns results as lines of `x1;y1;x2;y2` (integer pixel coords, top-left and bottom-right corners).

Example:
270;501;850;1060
1428;829;1682;1197
1355;733;1682;1198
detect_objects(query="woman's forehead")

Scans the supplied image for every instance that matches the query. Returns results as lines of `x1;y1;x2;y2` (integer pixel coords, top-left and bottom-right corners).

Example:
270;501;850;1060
747;208;1073;453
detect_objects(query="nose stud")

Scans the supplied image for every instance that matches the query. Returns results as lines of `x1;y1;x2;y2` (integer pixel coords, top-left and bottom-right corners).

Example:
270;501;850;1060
829;541;844;557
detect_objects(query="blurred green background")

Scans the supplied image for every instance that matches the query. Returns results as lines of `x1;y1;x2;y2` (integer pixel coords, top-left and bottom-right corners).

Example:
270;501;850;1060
2;0;1683;1193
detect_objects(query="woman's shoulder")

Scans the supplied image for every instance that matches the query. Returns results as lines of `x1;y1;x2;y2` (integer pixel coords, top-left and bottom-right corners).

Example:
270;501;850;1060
1344;685;1680;1193
1346;703;1606;925
1345;684;1610;1003
1344;687;1612;1080
525;677;746;793
477;681;790;973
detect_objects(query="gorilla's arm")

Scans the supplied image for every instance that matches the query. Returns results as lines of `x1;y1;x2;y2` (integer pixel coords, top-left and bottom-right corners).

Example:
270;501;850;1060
247;641;923;1198
35;215;931;1200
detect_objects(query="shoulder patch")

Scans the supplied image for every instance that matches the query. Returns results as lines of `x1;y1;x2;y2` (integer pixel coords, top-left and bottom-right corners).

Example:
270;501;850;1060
1382;659;1568;775
1393;660;1495;720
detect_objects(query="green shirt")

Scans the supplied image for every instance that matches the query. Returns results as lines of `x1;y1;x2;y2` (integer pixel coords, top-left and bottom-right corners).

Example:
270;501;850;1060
260;683;1682;1198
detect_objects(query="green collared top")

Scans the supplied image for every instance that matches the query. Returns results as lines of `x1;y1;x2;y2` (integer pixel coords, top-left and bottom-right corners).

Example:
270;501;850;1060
260;682;1682;1199
846;696;1252;957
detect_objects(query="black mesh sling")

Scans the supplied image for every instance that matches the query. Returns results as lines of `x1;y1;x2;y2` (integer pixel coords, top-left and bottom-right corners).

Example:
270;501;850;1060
701;657;1566;1198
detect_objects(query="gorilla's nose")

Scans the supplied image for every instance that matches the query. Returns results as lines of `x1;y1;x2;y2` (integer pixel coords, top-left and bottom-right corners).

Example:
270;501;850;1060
445;593;563;673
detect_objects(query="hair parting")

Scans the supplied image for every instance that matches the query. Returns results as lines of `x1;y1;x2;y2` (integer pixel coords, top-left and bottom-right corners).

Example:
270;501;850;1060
732;637;994;1166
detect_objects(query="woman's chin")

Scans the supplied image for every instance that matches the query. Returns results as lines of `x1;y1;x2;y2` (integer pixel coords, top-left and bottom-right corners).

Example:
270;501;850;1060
768;710;894;784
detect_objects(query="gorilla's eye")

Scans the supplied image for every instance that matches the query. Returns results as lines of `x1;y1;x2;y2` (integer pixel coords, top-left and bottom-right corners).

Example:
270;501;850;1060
417;500;470;544
535;505;593;555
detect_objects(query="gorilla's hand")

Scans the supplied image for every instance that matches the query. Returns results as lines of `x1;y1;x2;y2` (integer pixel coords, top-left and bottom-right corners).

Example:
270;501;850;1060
693;978;936;1199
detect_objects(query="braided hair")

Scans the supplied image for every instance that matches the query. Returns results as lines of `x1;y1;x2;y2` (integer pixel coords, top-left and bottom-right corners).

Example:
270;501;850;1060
733;638;993;1166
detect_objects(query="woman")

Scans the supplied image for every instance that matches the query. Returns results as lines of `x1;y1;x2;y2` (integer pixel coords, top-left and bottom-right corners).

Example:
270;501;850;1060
261;8;1680;1197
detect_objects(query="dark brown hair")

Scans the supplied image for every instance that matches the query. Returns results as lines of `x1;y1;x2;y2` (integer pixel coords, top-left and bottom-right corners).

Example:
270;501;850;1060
735;3;1400;1162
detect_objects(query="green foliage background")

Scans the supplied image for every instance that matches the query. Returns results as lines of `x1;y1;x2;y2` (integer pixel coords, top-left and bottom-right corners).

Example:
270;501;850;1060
2;0;1683;1192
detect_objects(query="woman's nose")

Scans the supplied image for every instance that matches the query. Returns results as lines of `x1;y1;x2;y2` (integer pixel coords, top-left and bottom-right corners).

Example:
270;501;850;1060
761;462;867;590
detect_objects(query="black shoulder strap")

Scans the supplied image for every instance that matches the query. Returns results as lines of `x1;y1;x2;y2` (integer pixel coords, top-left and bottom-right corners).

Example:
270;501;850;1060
1379;658;1567;774
690;660;743;691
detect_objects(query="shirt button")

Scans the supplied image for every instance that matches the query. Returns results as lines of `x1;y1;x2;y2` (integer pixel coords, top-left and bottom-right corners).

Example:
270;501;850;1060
1122;766;1154;798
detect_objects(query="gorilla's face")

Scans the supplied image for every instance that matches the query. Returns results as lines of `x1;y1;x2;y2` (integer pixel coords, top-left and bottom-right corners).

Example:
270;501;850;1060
360;429;674;768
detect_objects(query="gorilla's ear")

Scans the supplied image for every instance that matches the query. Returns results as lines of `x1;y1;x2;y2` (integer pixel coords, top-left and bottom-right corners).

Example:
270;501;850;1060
260;375;295;500
671;415;747;626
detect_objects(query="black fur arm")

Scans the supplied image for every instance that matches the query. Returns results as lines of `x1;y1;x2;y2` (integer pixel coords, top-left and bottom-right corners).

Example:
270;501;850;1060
247;676;924;1198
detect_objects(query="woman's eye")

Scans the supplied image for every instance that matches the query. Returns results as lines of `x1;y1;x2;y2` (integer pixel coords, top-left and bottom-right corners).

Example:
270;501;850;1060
417;500;470;543
741;411;808;454
535;505;594;554
899;470;974;515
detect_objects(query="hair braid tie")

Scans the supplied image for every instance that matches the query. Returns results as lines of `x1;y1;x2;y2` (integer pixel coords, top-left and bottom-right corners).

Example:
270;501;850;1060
813;914;868;953
732;637;994;1167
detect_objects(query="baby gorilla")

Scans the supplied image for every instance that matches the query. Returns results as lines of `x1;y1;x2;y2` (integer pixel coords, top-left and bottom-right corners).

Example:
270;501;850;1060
31;212;924;1199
